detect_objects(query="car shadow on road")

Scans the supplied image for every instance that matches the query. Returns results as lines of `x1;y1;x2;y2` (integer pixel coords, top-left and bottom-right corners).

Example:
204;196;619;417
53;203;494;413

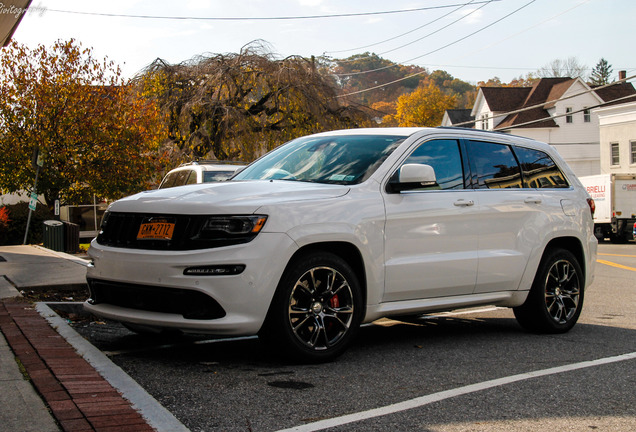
60;300;636;369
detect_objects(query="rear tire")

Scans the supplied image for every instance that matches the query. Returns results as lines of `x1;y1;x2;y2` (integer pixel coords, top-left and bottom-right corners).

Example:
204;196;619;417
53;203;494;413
259;252;363;363
514;248;584;334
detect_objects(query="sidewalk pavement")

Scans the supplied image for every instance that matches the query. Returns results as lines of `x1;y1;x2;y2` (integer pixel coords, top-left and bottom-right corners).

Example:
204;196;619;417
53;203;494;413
0;245;156;432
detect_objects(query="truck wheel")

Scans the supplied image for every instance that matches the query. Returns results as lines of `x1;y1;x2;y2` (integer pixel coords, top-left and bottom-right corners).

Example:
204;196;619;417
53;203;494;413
259;252;363;363
514;248;584;334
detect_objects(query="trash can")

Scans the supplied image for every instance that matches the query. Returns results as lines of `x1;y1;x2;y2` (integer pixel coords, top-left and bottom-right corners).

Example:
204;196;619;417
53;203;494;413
63;221;80;254
43;220;65;252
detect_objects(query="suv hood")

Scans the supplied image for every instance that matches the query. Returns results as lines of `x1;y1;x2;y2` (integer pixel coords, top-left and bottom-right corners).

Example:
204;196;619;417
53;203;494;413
109;180;350;215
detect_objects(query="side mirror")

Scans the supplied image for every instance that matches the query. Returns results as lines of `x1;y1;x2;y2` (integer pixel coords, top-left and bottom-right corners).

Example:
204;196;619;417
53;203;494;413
387;164;438;193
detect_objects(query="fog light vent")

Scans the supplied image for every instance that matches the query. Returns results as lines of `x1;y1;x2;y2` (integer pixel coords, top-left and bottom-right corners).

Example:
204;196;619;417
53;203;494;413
183;265;246;276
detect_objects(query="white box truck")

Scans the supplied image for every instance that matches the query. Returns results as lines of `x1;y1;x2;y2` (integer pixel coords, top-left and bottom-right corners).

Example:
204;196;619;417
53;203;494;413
579;173;636;243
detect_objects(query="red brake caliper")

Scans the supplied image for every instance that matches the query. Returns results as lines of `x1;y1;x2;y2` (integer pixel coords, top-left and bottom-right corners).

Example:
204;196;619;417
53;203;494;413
329;295;340;309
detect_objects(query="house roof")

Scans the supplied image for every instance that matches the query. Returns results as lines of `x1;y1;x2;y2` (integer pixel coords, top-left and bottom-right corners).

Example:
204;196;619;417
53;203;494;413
593;83;636;106
476;77;636;130
0;0;32;47
480;87;531;111
444;109;475;127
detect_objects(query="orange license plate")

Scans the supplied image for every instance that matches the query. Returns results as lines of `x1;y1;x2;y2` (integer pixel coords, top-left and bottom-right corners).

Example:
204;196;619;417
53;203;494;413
137;219;175;240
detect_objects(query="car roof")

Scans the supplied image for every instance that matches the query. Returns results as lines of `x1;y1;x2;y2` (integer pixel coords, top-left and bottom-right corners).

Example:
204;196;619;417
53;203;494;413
300;127;541;145
310;127;432;138
298;127;562;165
198;164;245;171
169;163;245;173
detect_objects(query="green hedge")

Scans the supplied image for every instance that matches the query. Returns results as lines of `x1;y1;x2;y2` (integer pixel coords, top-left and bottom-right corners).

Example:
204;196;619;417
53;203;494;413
0;202;54;245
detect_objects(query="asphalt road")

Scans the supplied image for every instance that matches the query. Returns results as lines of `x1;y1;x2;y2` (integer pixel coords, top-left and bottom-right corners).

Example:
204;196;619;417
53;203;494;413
68;242;636;432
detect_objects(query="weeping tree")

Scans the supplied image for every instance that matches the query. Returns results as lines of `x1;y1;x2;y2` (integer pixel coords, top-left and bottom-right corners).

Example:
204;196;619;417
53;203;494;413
137;41;371;163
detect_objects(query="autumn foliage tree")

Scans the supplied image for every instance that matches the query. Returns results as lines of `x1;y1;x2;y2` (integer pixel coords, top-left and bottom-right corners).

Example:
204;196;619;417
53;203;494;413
331;52;429;107
137;42;370;163
0;39;167;208
392;81;457;127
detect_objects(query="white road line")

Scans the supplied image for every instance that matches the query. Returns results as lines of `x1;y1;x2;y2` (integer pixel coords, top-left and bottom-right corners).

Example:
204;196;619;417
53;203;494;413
275;351;636;432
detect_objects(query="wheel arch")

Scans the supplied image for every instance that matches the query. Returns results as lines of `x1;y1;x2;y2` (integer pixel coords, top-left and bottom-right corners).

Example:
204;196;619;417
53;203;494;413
543;236;586;285
286;242;368;311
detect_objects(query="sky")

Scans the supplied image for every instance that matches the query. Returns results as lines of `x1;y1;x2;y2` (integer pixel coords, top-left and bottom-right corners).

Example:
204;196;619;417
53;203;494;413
9;0;636;89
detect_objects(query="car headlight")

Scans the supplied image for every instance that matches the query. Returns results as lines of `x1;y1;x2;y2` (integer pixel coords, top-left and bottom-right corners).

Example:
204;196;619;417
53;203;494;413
189;215;268;247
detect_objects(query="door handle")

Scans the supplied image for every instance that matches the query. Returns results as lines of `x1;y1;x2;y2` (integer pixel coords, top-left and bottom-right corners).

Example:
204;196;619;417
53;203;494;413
454;199;474;207
524;197;542;204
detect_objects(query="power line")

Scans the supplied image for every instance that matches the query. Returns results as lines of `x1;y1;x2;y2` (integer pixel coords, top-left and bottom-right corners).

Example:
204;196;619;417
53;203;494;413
335;0;537;97
335;0;537;79
44;3;496;21
374;0;497;57
324;0;487;55
330;0;589;79
496;92;636;131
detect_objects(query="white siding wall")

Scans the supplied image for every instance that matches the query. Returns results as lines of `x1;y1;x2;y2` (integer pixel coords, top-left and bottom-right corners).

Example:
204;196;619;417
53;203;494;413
548;80;602;145
473;101;490;130
509;128;600;177
597;102;636;175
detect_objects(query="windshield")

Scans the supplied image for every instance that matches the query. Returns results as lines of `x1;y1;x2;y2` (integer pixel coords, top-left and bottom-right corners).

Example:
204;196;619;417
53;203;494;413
234;134;405;185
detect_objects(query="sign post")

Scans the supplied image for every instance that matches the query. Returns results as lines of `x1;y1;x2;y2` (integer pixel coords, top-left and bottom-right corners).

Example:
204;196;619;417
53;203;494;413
23;148;44;245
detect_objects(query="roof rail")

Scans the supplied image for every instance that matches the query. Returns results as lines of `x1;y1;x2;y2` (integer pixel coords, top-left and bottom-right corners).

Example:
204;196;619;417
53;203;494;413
435;126;538;142
177;160;245;167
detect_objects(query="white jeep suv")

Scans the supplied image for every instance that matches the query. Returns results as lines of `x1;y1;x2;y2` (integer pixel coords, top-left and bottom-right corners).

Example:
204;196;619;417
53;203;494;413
86;128;597;361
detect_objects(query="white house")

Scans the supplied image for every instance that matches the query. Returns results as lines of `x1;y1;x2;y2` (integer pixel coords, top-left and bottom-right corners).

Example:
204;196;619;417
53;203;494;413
595;101;636;174
467;77;636;177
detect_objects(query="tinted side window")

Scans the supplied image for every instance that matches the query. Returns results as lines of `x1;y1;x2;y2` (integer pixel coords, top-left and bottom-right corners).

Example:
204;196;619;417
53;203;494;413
174;170;190;186
467;141;522;189
400;139;464;190
160;172;178;189
513;147;569;188
185;170;198;185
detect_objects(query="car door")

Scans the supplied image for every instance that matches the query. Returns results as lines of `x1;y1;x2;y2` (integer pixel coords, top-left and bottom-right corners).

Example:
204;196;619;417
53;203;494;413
464;140;546;294
382;138;479;302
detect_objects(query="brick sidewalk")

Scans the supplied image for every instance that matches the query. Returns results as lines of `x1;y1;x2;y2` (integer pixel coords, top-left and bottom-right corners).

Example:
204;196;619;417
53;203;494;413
0;298;155;432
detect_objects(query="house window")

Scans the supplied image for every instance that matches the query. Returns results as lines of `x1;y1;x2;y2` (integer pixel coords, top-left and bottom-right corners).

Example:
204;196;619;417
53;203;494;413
583;108;591;123
611;142;620;166
631;141;636;165
566;107;573;123
481;114;489;130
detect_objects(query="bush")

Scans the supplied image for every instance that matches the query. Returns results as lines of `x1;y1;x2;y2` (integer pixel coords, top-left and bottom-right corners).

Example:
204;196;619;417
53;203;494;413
0;202;54;245
0;206;9;245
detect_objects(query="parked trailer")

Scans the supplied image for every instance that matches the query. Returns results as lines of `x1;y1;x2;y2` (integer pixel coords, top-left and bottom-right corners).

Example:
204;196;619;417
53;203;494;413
579;173;636;243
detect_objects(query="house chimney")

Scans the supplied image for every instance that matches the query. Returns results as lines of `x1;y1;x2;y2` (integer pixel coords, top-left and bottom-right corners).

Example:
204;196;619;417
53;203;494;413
619;70;626;80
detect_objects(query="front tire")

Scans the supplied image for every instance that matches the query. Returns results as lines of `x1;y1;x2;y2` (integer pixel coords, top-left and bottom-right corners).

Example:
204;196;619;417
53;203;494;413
514;248;584;333
259;252;363;362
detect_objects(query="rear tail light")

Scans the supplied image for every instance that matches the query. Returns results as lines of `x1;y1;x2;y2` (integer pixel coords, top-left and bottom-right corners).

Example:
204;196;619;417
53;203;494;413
586;198;595;217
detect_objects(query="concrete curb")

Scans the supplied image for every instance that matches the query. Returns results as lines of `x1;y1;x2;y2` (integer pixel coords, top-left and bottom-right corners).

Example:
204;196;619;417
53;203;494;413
37;302;190;432
31;245;91;268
